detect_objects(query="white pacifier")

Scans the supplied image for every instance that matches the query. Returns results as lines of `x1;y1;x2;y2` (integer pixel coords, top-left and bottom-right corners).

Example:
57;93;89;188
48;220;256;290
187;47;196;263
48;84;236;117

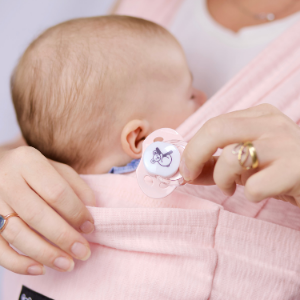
136;128;187;198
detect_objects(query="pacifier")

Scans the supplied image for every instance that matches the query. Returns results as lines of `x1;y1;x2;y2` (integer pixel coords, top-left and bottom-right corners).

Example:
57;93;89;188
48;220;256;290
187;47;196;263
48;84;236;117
136;128;187;198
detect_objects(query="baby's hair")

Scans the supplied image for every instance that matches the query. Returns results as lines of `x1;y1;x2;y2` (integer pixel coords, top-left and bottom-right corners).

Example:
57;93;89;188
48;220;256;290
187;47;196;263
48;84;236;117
11;16;175;172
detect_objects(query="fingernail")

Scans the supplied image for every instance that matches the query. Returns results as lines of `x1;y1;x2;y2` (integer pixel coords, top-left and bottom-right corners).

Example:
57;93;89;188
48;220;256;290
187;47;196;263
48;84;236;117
27;265;46;275
179;158;191;181
80;221;94;234
54;257;74;272
71;242;91;261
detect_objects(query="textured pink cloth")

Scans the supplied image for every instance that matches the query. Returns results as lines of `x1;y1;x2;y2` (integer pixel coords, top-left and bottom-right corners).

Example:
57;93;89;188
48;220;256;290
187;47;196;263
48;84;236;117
4;174;300;299
4;5;300;300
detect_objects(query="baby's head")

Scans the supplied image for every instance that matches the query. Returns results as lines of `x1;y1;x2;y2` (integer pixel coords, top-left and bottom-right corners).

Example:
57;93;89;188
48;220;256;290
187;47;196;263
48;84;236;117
12;16;205;173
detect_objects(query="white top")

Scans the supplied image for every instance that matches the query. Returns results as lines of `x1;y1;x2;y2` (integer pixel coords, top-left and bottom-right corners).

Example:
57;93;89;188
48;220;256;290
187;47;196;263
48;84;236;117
169;0;300;98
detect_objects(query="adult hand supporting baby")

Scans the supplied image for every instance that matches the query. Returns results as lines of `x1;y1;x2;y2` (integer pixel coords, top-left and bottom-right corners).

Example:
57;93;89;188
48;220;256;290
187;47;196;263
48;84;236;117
0;145;96;275
179;104;300;205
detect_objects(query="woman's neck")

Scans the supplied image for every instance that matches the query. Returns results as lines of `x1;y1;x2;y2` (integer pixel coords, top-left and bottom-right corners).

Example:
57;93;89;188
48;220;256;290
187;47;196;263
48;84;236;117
207;0;300;32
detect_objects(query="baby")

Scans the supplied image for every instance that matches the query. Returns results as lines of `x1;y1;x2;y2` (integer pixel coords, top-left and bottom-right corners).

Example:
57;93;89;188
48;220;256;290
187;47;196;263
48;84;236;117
11;15;205;175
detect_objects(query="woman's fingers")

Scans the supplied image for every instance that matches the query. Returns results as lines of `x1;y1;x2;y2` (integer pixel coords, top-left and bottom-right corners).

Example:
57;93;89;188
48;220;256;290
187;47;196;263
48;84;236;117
244;160;300;203
188;156;218;186
0;235;45;275
1;210;75;273
212;137;295;196
11;147;95;234
225;103;280;119
0;146;97;274
208;140;300;204
181;117;269;181
49;160;96;207
0;146;96;274
180;107;294;181
213;142;266;195
2;176;91;262
180;104;300;205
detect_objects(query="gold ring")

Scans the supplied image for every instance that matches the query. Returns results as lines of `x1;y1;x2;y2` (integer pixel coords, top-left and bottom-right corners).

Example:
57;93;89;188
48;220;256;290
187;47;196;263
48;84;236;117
0;213;20;233
233;142;259;170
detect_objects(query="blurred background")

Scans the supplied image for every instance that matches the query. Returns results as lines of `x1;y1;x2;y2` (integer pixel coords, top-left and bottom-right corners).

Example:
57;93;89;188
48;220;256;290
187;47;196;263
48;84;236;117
0;0;115;295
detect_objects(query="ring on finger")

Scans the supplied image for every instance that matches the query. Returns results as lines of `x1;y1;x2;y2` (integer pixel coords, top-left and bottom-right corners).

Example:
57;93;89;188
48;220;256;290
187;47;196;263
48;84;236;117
232;142;259;170
0;213;20;233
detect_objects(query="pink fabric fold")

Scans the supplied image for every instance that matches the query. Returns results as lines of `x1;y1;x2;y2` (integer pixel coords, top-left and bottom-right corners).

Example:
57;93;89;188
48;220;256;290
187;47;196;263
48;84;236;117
4;175;300;299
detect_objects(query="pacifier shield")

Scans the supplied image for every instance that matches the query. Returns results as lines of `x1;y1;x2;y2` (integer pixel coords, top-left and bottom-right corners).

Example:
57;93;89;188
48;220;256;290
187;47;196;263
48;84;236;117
143;142;180;178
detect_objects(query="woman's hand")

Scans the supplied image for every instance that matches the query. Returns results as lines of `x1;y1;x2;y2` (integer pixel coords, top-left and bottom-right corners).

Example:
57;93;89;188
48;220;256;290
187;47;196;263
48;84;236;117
179;104;300;206
0;146;96;275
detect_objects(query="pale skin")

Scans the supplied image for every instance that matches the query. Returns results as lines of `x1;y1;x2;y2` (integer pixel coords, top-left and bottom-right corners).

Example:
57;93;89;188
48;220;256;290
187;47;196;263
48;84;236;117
0;147;96;274
1;0;300;275
207;0;300;32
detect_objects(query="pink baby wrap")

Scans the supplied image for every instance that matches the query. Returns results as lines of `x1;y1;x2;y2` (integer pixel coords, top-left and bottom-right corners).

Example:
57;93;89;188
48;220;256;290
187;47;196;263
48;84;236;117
4;6;300;300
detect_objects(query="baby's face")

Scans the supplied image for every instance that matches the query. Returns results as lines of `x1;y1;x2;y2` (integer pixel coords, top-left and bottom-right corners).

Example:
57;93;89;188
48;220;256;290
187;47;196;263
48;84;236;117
140;42;206;131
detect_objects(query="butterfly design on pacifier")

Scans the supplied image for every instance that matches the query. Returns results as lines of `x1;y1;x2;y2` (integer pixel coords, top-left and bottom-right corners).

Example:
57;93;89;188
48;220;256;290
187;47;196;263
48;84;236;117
136;128;187;198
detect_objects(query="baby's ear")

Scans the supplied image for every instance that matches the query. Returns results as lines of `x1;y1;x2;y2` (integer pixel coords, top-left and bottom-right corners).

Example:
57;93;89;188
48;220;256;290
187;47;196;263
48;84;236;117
121;120;150;159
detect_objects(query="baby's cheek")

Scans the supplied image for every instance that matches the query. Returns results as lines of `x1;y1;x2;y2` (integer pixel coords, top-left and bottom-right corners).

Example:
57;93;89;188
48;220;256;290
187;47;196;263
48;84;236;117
154;104;195;129
174;107;195;126
185;101;200;115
